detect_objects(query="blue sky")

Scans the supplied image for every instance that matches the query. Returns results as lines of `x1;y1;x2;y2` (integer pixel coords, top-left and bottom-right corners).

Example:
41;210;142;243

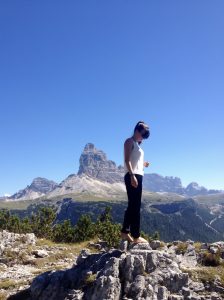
0;1;224;196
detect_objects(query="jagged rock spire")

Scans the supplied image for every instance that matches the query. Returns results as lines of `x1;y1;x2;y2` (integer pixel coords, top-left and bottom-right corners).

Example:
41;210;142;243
77;143;124;183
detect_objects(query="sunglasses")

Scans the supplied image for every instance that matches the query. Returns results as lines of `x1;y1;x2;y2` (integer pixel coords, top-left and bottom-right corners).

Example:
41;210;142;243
139;129;150;139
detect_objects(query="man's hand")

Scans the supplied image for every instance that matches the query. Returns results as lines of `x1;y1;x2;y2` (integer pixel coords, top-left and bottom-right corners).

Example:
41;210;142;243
144;161;150;167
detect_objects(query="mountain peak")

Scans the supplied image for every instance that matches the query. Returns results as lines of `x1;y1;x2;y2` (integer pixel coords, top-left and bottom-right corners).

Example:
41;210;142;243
83;142;96;152
29;177;58;193
77;143;124;183
9;177;58;200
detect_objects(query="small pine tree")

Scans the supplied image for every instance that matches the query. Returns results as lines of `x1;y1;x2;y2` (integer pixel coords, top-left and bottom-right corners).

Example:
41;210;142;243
152;230;160;240
74;214;95;242
95;206;121;248
53;219;75;243
0;209;11;230
20;216;33;233
140;230;152;242
30;206;57;239
99;206;112;222
8;214;21;233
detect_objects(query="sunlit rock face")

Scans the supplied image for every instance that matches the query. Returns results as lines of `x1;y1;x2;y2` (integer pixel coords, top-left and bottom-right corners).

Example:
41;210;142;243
78;142;125;183
9;177;59;200
8;239;224;300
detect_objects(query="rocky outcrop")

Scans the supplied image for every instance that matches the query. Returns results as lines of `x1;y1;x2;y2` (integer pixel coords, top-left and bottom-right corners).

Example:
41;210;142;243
78;143;124;183
6;237;224;300
0;230;36;256
0;230;78;299
1;229;224;299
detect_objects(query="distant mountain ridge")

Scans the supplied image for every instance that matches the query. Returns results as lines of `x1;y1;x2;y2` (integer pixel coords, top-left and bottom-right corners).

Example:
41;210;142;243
143;174;222;196
1;142;223;201
4;177;58;201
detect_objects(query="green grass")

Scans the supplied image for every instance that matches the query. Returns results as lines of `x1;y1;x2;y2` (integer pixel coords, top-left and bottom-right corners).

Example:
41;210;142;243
176;242;188;254
0;291;7;300
193;241;202;253
181;265;224;286
0;188;188;211
0;279;28;290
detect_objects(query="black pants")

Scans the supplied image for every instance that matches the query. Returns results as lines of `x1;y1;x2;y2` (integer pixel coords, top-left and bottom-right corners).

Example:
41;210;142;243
121;172;143;239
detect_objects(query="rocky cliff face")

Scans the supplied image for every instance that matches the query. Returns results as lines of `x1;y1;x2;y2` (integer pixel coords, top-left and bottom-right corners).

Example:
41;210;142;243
143;173;185;194
77;143;124;183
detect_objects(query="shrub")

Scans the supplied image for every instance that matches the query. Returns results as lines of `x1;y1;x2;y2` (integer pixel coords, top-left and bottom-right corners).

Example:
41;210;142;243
52;219;75;243
94;205;121;248
0;204;156;249
0;209;32;233
140;230;151;242
30;206;57;239
74;214;95;242
0;209;12;230
151;230;160;240
176;242;188;255
200;249;222;266
193;241;202;253
95;218;121;248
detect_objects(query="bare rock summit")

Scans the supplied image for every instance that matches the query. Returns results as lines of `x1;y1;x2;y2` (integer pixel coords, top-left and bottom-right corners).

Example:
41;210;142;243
78;143;124;183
